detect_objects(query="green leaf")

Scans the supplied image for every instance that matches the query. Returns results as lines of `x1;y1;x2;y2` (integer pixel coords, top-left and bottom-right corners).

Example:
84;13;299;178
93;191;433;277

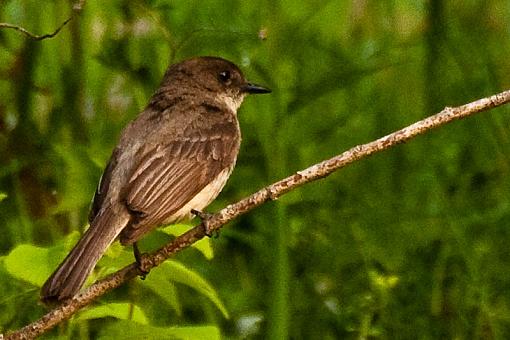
76;303;148;324
151;260;229;318
161;224;214;260
98;320;221;340
0;192;7;202
4;232;80;287
4;244;49;286
143;273;182;316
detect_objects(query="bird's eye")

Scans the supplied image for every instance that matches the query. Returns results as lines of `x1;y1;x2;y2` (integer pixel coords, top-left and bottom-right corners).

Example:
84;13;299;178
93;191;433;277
219;70;231;83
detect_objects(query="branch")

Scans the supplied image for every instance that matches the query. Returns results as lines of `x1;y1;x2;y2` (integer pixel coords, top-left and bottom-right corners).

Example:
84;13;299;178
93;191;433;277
0;0;85;41
5;89;510;339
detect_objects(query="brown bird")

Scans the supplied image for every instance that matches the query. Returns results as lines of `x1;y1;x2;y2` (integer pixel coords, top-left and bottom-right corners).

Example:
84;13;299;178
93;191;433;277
41;56;271;302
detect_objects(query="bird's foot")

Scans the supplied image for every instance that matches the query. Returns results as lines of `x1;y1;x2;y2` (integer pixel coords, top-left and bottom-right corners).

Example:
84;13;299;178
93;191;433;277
133;242;150;279
191;209;218;238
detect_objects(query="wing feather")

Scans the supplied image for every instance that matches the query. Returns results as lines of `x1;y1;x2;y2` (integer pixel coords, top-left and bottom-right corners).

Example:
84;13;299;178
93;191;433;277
119;120;240;244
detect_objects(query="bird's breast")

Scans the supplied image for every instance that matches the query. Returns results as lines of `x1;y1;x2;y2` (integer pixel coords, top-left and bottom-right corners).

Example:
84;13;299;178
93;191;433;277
168;164;236;223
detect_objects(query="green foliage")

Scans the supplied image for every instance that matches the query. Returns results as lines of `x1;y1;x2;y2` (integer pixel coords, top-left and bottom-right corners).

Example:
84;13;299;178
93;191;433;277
76;303;148;324
5;243;58;287
1;0;510;339
154;260;229;318
1;233;226;337
98;321;221;340
162;223;214;260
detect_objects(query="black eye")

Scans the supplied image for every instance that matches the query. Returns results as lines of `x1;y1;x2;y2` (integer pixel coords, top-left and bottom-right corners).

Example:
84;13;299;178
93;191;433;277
219;70;231;83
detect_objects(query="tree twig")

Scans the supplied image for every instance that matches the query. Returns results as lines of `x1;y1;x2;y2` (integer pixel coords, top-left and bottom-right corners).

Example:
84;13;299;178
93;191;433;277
0;0;85;41
4;89;510;339
0;20;71;41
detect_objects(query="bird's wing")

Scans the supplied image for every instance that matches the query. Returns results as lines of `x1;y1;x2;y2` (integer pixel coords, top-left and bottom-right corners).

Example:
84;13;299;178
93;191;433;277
119;119;240;244
89;147;121;223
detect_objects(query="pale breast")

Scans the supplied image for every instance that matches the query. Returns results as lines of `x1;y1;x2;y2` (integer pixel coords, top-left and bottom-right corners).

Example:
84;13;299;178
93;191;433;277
168;165;235;223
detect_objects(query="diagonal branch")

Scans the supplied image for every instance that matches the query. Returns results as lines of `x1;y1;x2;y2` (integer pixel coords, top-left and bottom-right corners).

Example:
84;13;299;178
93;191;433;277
0;0;85;41
0;19;72;41
5;89;510;339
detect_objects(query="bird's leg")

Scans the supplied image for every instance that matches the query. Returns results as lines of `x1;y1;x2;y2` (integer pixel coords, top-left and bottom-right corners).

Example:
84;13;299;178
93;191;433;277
191;209;217;237
133;242;150;279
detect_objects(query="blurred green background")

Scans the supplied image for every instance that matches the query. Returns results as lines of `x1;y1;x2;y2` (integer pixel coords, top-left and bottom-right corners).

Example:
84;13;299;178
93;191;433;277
1;0;510;339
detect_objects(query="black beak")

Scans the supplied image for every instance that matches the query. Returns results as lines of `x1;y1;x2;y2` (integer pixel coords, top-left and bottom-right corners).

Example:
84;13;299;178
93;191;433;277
242;83;271;94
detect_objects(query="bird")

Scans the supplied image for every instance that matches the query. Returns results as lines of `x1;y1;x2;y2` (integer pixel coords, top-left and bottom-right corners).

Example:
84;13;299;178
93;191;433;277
41;56;271;302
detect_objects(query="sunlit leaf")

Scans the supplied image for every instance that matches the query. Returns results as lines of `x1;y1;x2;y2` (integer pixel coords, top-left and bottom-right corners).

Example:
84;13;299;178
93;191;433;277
76;303;148;324
98;320;220;340
161;223;214;259
3;232;80;287
4;244;49;287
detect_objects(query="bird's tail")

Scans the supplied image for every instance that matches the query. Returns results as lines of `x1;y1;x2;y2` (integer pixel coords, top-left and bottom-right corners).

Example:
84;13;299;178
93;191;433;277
40;209;130;303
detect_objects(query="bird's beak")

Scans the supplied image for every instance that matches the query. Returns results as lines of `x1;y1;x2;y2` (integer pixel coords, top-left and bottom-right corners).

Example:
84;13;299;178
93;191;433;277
242;83;271;94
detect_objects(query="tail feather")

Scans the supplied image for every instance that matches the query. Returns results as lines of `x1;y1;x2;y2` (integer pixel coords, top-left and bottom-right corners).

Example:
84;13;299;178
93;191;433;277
41;209;130;302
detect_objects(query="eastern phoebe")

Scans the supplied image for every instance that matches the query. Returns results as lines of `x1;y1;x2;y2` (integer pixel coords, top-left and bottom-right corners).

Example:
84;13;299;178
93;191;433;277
41;56;271;302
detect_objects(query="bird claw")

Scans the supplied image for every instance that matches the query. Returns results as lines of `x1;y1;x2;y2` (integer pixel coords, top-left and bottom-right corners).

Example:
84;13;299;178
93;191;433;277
191;209;218;238
133;242;150;279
